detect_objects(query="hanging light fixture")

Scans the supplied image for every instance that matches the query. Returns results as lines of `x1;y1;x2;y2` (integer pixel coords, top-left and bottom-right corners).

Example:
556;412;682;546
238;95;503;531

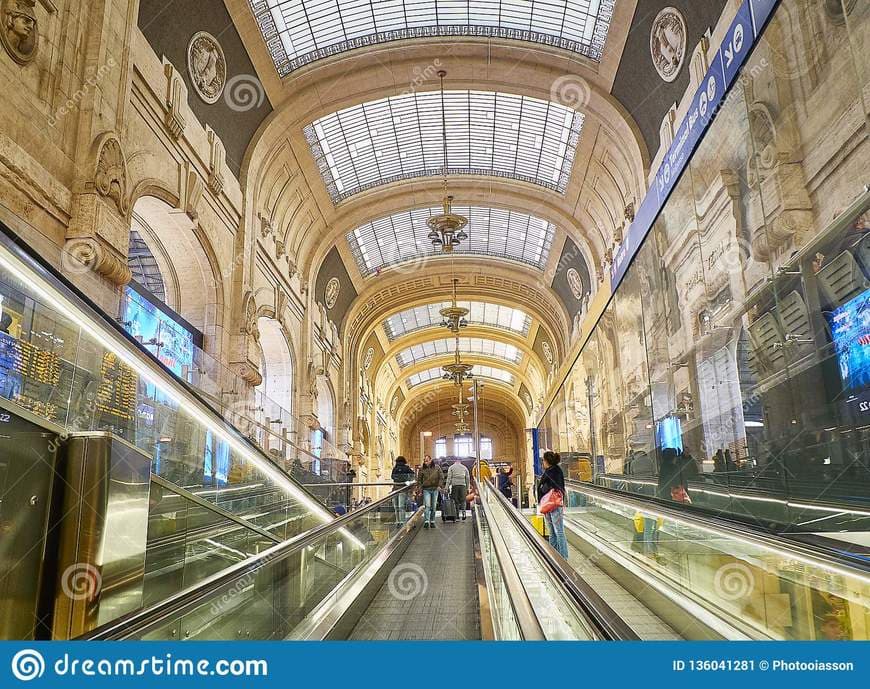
440;278;469;333
442;334;473;386
427;70;468;253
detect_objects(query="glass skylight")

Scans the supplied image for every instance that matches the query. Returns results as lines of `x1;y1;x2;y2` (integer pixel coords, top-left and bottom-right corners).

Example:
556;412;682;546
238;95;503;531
250;0;616;76
304;90;584;202
384;301;532;341
347;206;555;275
405;363;515;388
396;337;523;368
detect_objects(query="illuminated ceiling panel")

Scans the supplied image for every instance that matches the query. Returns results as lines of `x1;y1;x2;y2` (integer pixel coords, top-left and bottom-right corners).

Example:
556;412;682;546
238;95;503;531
250;0;616;76
396;337;523;368
384;301;532;340
347;206;555;275
305;90;584;202
405;363;515;388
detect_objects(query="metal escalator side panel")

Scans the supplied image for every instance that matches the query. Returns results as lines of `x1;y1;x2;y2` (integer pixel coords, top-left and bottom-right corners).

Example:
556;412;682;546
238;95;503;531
51;433;151;640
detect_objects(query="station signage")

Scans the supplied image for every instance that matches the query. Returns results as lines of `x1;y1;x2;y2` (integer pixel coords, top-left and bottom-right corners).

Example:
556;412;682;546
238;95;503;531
610;0;781;290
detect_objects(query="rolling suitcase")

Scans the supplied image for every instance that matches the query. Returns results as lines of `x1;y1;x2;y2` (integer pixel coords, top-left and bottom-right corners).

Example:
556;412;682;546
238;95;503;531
441;490;457;522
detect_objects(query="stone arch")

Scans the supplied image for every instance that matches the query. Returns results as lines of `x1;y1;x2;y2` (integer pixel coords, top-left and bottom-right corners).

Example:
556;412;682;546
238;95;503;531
255;316;296;417
127;195;224;356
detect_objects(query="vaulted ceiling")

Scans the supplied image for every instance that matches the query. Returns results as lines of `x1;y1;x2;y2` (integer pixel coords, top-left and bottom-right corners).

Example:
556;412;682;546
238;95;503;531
226;0;648;431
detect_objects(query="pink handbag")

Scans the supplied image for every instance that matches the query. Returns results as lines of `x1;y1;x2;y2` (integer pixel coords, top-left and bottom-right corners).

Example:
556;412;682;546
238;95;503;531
539;489;563;514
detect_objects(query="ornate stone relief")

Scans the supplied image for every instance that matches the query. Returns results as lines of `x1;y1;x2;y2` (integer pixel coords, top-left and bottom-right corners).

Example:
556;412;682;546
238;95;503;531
324;277;340;309
566;267;585;301
162;59;188;140
187;31;226;104
650;7;687;83
363;347;374;371
0;0;37;65
94;135;129;216
825;0;857;23
205;126;225;196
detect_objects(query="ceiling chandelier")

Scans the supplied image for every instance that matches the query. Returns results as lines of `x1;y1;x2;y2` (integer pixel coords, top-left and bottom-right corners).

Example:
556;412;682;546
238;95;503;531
442;335;473;386
453;387;470;433
427;70;468;253
440;278;469;333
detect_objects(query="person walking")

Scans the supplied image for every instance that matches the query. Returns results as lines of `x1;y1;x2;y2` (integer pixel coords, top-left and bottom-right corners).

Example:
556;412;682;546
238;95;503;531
417;454;443;528
538;451;569;558
446;458;471;521
497;465;513;500
391;455;416;524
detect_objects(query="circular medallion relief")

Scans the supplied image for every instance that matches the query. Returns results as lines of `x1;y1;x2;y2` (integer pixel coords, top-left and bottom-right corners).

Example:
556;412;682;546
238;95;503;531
324;277;341;309
187;31;227;104
650;7;687;83
566;267;586;301
1;0;39;65
542;341;554;365
363;347;374;371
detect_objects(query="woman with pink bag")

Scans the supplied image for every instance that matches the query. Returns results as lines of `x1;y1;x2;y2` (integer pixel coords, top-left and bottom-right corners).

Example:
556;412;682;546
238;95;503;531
538;451;568;558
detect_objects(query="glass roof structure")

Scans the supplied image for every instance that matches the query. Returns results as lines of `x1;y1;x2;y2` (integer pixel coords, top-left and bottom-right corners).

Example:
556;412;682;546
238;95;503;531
304;90;584;202
250;0;616;76
384;301;532;340
347;205;555;275
396;337;523;368
405;364;515;388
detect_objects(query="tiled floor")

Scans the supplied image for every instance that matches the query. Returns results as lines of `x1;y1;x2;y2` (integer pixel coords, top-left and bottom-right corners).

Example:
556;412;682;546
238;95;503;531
349;516;481;640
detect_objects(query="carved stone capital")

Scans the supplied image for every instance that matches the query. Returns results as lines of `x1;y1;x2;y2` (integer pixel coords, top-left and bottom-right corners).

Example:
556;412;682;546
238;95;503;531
61;235;131;286
94;134;130;216
232;361;262;387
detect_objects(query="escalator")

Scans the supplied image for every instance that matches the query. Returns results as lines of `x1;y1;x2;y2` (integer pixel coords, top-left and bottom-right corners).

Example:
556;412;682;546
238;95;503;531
0;222;339;640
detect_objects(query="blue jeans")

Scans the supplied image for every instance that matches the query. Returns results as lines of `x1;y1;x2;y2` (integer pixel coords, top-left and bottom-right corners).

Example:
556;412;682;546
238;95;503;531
393;492;407;523
544;506;569;558
423;489;439;524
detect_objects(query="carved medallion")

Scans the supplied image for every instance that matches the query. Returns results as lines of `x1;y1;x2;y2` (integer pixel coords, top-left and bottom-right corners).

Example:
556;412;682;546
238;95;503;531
187;31;226;104
542;341;554;366
566;267;585;301
650;7;687;83
1;0;37;65
324;277;340;309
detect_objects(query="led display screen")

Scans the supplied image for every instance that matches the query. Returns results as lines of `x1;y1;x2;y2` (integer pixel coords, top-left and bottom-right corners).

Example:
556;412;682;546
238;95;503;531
827;287;870;393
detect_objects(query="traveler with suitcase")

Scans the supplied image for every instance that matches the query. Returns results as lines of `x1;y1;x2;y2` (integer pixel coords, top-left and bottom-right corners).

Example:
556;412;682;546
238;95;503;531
446;459;471;521
417;455;443;529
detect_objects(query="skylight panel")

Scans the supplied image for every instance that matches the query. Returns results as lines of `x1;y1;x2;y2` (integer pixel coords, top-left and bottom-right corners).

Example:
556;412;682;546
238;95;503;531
251;0;616;76
305;90;584;203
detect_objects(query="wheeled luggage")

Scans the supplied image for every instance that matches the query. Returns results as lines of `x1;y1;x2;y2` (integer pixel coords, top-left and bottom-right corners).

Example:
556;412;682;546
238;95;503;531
441;490;457;522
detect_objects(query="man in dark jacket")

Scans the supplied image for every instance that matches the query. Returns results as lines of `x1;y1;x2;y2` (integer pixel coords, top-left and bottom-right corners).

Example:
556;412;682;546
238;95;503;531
391;456;415;524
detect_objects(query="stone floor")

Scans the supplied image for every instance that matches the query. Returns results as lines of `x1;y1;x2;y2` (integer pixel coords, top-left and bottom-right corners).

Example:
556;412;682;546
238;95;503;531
349;515;481;640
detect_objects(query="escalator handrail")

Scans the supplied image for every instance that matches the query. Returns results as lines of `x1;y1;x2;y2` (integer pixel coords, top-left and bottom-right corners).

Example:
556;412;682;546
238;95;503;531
0;222;333;516
474;487;546;640
567;479;870;580
150;474;283;544
80;483;417;640
481;481;639;640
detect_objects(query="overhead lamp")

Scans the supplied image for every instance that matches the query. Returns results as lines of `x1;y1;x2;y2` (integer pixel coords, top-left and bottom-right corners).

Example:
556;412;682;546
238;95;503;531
428;70;468;253
442;336;473;386
440;278;469;333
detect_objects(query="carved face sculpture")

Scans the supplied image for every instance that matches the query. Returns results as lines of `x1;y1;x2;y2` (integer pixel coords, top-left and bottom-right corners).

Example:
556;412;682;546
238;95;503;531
2;0;38;64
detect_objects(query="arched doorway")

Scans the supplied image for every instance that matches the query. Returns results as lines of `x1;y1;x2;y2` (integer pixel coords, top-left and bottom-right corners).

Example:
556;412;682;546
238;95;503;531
255;317;294;416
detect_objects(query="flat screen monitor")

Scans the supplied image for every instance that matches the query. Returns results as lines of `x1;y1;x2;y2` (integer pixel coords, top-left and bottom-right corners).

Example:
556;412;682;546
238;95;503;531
827;287;870;393
656;415;683;452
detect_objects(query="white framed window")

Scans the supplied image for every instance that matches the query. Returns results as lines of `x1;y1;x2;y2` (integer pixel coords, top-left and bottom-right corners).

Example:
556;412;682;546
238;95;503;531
480;437;493;461
435;437;448;459
453;435;474;457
